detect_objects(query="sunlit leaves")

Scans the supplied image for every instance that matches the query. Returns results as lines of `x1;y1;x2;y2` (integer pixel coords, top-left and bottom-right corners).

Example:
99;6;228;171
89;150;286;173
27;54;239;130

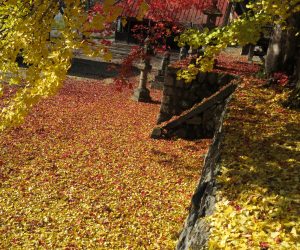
0;0;116;131
177;0;300;82
207;55;300;249
0;78;210;248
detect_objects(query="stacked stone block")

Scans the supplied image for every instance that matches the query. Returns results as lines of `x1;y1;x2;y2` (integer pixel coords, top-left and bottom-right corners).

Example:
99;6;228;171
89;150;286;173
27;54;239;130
152;82;237;140
157;66;234;126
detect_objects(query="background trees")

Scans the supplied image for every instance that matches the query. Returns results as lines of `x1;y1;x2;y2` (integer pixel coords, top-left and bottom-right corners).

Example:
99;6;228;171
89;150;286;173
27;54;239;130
265;12;300;107
178;0;300;107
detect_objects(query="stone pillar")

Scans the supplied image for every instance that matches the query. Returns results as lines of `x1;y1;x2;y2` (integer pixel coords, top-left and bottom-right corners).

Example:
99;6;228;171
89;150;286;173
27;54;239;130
179;47;188;60
151;51;170;90
132;42;152;102
160;51;170;71
188;46;197;57
189;46;198;64
156;66;187;124
157;66;177;124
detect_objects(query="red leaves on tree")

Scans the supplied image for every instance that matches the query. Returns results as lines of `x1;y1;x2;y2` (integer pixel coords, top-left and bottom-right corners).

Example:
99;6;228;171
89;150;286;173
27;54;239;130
114;46;145;90
131;22;182;50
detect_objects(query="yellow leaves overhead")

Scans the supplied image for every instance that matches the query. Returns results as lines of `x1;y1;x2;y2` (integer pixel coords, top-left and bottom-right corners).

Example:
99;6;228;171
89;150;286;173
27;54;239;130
103;0;123;22
103;0;115;11
0;0;119;131
137;1;149;21
177;0;300;82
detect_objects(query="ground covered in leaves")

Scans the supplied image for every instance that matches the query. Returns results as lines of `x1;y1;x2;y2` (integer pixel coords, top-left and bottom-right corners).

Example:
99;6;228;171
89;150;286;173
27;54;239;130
1;51;299;249
209;54;300;249
0;78;210;249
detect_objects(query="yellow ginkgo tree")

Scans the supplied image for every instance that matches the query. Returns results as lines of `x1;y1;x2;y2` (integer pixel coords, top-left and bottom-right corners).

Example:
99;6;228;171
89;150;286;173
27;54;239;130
178;0;300;78
0;0;121;131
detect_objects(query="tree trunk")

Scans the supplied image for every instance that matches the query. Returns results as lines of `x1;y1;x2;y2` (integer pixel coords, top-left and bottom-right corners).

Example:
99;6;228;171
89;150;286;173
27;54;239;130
287;45;300;108
286;13;300;108
283;15;299;74
265;25;286;76
265;15;300;75
265;13;300;108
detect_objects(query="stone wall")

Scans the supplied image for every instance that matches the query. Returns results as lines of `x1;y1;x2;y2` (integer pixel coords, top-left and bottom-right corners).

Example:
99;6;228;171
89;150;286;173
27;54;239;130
152;67;238;248
151;83;237;140
176;95;233;250
157;66;235;125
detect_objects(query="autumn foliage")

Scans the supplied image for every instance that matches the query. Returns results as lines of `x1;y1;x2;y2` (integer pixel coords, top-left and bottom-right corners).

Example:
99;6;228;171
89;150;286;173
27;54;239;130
208;53;300;249
1;0;300;248
1;46;299;248
0;77;210;249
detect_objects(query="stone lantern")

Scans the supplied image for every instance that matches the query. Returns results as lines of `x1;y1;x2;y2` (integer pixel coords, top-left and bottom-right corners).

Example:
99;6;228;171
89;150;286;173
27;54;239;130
179;47;188;60
203;0;223;29
132;38;152;102
151;51;170;90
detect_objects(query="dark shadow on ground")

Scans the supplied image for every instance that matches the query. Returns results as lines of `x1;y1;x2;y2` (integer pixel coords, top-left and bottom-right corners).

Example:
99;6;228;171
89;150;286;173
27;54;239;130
68;58;140;79
219;118;300;234
223;120;299;191
145;99;161;105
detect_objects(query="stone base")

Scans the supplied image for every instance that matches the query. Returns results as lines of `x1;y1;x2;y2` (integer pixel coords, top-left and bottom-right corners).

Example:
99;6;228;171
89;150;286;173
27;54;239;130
157;112;172;124
150;127;163;139
150;81;164;90
150;74;165;90
132;87;151;102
